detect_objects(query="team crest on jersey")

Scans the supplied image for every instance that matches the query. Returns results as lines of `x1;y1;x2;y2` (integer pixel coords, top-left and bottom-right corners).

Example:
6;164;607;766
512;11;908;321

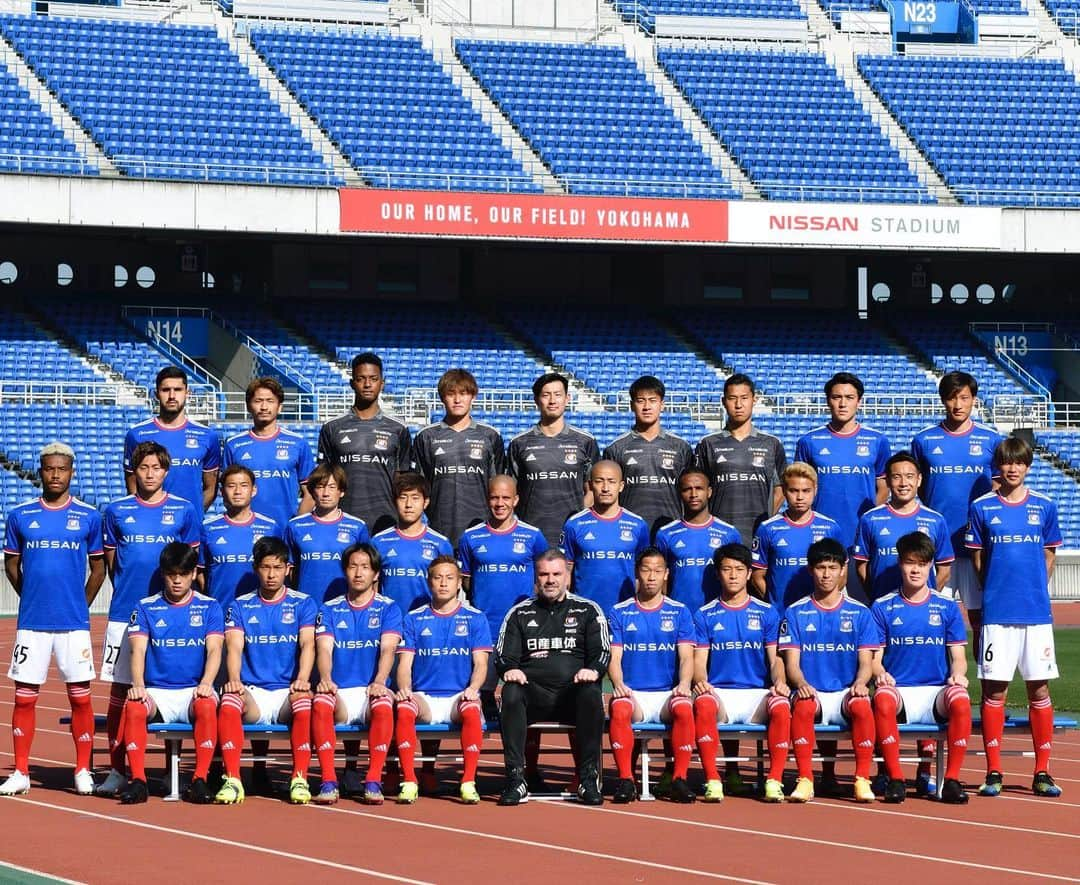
161;512;175;526
928;613;942;626
839;616;853;633
969;443;983;456
373;432;390;452
856;443;870;457
564;617;578;629
1028;512;1041;526
253;531;266;542
454;621;469;637
422;548;435;560
469;443;485;461
276;447;290;461
918;525;931;535
746;615;761;631
660;616;675;632
661;455;674;470
186;436;200;449
564;451;578;465
752;455;765;468
66;516;81;531
337;530;352;544
190;612;203;628
513;541;527;554
368;614;381;629
620;529;634;542
281;609;295;624
709;537;722;548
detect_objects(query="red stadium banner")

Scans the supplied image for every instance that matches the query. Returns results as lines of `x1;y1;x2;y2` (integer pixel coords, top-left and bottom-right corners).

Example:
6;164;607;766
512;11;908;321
338;189;729;244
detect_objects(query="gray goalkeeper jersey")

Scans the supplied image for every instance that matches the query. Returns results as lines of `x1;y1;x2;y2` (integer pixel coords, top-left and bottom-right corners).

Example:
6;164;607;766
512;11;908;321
602;428;693;536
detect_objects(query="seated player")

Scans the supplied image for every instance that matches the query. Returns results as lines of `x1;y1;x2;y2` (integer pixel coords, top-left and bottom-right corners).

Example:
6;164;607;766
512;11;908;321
871;532;971;804
117;543;224;804
780;538;878;803
693;543;791;803
311;543;402;805
394;556;491;805
216;537;317;805
607;548;696;804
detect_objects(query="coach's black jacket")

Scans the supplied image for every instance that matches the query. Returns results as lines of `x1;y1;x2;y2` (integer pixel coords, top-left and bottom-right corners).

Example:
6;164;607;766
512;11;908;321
495;593;611;689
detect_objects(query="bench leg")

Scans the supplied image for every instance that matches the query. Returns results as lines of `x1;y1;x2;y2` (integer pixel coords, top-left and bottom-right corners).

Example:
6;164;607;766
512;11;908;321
163;738;182;802
757;739;765;786
935;736;945;800
639;738;654;802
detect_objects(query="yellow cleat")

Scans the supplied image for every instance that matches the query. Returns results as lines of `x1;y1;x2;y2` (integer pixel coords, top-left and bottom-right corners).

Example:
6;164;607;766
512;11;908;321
213;776;245;805
289;776;311;805
788;777;814;803
702;779;724;803
459;781;481;804
854;776;876;803
397;781;419;805
763;778;785;803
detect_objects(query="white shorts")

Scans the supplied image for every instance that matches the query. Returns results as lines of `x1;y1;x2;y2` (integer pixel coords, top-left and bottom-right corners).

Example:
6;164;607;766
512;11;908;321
978;623;1058;682
100;620;133;685
146;687;201;725
337;685;373;725
7;629;95;685
815;689;851;727
950;558;982;611
711;688;770;725
416;691;475;726
896;685;947;726
246;685;292;725
630;689;677;724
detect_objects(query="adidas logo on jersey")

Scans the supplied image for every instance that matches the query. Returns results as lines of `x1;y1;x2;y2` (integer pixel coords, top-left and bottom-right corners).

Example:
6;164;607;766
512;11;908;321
340;435;351;443
674;540;686;549
248;615;259;624
626;457;638;465
386;549;398;557
892;616;903;625
302;533;313;541
715;455;727;463
990;516;1002;525
216;536;227;545
155;618;168;627
526;619;539;627
713;623;725;631
819;447;831;455
337;620;348;629
476;545;488;553
880;527;890;536
435;447;445;456
421;627;433;636
932;446;944;455
525;453;537;462
28;520;39;529
776;538;789;547
583;532;596;540
805;623;817;632
241;452;252;461
125;516;137;524
626;622;638;631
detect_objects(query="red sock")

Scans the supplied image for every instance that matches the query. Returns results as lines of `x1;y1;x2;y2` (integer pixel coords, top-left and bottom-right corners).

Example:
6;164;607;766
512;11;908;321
192;697;217;780
312;694;338;782
846;696;875;779
396;701;418;783
670;697;694;780
366;697;393;783
872;687;903;779
290;696;312;779
12;686;38;773
218;694;245;779
981;697;1006;773
107;691;126;773
123;699;151;782
792;698;817;779
459;699;483;783
693;693;720;781
944;684;971;781
1030;696;1054;774
766;695;792;782
609;697;634;779
66;684;94;773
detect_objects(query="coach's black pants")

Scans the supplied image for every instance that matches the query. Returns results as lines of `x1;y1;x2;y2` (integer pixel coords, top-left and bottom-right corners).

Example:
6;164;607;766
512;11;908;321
500;680;604;777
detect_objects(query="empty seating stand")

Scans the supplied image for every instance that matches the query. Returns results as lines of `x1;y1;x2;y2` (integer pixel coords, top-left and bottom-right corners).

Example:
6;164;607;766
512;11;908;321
0;65;93;177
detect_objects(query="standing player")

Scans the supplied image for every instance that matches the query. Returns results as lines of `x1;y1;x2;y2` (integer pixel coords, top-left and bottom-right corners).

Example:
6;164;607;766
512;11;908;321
870;532;971;804
561;461;650;614
371;472;454;619
124;366;220;513
318;353;412;534
780;538;878;803
413;368;505;547
507;372;601;546
695;374;786;545
216;537;318;805
284;464;369;601
311;543;402;805
394;557;491;805
118;543;223;804
1;443;104;797
655;468;741;612
223;377;315;534
751;463;842;610
602;375;693;538
966;437;1063;798
96;442;201;798
693;543;790;803
199;465;277;612
911;371;1003;651
607;548;696;803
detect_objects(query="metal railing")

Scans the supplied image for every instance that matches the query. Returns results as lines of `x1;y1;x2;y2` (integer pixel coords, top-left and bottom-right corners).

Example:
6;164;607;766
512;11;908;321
0;380;149;406
991;348;1052;400
1047;402;1080;428
970;321;1055;334
990;394;1052;427
110;155;344;187
0;151;98;176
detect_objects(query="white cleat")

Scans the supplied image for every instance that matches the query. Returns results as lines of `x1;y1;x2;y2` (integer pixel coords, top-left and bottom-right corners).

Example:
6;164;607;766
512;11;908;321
74;769;95;796
0;770;31;796
94;768;127;797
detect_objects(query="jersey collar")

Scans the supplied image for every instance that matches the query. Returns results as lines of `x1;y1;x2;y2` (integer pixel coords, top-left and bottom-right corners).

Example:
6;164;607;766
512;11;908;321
430;602;462;618
38;496;72;511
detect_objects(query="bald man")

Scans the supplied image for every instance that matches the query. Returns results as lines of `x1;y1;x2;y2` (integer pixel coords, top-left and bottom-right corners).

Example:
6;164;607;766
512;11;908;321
560;461;651;614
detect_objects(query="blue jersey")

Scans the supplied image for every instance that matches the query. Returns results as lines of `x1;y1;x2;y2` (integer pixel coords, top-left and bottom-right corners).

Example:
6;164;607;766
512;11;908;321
609;597;695;692
794;424;891;545
284;512;370;601
458;520;548;639
199;512;277;612
654;517;741;611
850;503;954;601
4;497;103;631
871;591;966;687
316;593;403;689
223;428;315;533
124;418;221;513
130;591;224;689
911;421;1002;560
561;508;650;614
103;494;201;621
694;597;780;690
752;512;842;610
371;526;454;618
779;595;879;692
400;603;492;697
225;589;318;690
966;491;1062;625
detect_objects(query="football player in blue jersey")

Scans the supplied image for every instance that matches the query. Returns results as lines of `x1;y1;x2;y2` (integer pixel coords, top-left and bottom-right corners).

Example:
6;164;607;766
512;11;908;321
215;537;318;805
870;532;971;805
607;547;696;804
394;557;492;805
967;437;1063;798
1;443;105;797
311;543;402;805
116;543;224;804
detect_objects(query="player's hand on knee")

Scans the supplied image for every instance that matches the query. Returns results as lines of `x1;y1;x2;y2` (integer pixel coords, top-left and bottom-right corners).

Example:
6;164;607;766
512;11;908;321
672;682;692;698
770;680;791;699
290;679;311;694
692;680;712;697
611;681;633;698
317;679;338;695
366;682;386;698
876;670;896;687
796;683;817;701
194;682;215;699
502;669;527;685
850;680;870;698
223;679;244;695
947;674;969;689
127;684;147;702
573;668;599;684
395;688;413;703
462;686;480;702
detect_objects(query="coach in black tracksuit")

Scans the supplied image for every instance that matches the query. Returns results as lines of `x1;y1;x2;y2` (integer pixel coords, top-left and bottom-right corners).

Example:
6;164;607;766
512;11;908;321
495;548;611;806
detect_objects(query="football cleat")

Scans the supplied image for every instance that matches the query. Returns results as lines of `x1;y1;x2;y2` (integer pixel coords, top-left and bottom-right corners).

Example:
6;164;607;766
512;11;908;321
94;768;127;797
669;777;695;804
498;774;529;806
288;776;311;805
763;779;785;803
871;771;889;797
214;776;245;805
74;769;95;796
939;778;969;804
0;770;31;797
313;781;340;805
186;777;212;804
396;781;419;805
915;771;938;798
788;777;814;803
702;779;725;803
1032;772;1062;798
613;778;637;804
883;778;907;804
854;776;876;803
459;781;481;805
978;771;1004;797
362;781;384;805
119;778;148;805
